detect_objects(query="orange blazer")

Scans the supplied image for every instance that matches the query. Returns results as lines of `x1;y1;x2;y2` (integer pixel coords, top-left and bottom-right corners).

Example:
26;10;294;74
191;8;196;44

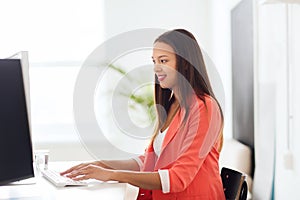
137;95;225;200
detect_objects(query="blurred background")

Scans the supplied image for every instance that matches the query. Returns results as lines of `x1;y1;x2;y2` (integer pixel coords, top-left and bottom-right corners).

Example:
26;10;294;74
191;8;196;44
0;0;299;199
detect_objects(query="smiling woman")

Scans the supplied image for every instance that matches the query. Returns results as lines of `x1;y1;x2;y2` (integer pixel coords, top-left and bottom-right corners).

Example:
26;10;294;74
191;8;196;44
61;29;225;200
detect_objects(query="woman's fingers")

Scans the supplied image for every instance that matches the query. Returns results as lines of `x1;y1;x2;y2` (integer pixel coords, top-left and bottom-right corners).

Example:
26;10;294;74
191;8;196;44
66;170;86;179
65;164;111;182
66;165;93;179
60;163;88;175
72;173;90;181
60;165;80;175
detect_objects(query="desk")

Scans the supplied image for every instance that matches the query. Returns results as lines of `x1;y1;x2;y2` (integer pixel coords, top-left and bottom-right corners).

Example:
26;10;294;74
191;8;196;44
0;162;139;200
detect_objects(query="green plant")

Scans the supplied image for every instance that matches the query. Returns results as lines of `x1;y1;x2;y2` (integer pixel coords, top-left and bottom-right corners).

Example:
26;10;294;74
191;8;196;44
108;64;156;125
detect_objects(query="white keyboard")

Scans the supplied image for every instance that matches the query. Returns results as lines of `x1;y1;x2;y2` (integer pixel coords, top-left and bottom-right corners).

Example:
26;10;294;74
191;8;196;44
41;169;88;187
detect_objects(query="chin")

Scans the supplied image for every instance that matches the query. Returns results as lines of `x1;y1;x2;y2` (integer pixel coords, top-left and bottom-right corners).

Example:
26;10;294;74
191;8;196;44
159;83;169;89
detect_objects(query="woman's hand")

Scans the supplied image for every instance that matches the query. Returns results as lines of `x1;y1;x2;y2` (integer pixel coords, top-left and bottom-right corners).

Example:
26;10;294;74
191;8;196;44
60;161;107;176
65;164;113;182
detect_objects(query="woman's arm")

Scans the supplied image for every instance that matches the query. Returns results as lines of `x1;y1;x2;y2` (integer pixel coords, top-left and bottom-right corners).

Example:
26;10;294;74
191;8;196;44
60;159;140;176
111;170;161;190
66;164;162;190
98;159;140;171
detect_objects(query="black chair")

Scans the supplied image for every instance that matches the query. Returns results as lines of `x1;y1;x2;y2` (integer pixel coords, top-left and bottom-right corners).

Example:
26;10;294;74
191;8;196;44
221;167;248;200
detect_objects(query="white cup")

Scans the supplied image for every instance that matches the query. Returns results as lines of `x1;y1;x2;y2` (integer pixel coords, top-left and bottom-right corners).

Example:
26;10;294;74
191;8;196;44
34;150;49;172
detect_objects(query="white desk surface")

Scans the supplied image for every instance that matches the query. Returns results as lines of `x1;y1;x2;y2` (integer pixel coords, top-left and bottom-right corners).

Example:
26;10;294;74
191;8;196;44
0;161;139;200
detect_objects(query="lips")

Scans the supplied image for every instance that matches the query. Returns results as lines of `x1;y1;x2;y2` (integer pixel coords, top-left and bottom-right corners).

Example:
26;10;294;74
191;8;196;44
157;74;167;82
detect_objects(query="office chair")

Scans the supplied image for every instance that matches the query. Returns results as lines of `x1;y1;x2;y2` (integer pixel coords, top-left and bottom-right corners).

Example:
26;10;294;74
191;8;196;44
221;167;248;200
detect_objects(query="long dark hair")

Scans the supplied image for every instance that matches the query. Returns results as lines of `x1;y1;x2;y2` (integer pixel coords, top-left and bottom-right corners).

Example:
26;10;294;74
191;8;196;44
152;29;224;142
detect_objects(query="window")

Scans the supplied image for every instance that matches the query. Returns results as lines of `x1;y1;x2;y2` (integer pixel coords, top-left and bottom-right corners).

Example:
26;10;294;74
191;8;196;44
0;0;105;144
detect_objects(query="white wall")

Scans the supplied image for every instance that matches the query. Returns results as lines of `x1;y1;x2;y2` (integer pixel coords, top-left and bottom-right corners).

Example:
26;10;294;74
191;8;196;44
273;4;300;199
103;0;212;53
210;0;243;139
254;2;300;199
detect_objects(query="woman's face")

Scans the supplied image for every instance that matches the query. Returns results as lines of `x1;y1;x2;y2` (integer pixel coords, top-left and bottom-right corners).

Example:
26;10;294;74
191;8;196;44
152;42;177;89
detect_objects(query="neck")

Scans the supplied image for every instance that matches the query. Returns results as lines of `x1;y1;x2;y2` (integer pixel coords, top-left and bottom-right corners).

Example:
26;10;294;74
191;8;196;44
160;97;180;132
171;87;181;103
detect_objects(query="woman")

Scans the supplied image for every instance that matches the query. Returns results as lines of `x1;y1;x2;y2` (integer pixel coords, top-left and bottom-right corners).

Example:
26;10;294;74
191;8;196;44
61;29;225;200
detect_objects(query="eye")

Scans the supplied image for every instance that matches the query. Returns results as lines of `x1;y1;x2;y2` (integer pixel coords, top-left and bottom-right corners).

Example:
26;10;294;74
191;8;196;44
160;59;168;63
152;59;156;64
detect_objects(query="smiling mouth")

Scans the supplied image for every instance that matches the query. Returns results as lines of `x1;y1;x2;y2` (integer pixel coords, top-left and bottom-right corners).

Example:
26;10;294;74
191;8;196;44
157;75;167;81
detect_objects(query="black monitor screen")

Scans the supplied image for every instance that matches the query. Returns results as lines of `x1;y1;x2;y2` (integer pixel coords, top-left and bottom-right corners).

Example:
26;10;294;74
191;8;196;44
0;59;34;185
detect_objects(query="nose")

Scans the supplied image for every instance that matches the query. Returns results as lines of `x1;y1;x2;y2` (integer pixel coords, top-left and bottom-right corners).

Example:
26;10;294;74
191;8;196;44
153;64;162;73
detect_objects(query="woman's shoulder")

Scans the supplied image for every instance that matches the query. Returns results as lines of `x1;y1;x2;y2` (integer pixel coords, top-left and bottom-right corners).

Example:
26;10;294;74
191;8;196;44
186;94;220;116
192;94;218;109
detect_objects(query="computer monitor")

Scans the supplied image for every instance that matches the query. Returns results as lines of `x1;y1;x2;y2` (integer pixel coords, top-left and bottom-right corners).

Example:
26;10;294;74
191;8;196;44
0;57;34;185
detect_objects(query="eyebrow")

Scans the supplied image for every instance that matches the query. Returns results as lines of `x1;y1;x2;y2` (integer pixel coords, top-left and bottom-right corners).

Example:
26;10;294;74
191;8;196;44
151;55;169;59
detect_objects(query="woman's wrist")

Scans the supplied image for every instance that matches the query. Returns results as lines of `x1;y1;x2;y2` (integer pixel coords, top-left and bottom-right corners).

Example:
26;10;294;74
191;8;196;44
93;160;113;169
109;169;119;181
93;160;104;167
